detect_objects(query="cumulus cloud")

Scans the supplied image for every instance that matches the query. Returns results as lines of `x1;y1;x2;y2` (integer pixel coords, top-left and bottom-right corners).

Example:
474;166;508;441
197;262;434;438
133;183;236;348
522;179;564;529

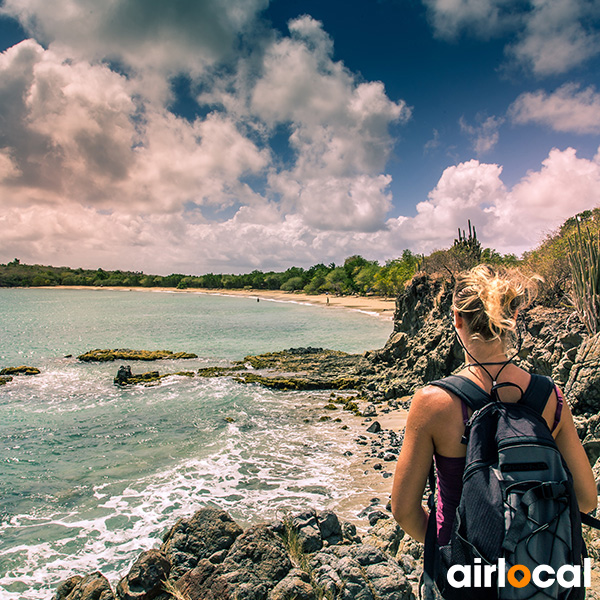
509;83;600;134
253;16;411;232
459;115;504;154
423;0;600;75
397;146;600;256
0;0;268;77
507;0;600;76
422;0;521;39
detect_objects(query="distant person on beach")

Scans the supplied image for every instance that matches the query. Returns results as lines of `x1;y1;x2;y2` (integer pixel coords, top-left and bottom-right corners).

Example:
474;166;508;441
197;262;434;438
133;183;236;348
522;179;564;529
390;265;596;593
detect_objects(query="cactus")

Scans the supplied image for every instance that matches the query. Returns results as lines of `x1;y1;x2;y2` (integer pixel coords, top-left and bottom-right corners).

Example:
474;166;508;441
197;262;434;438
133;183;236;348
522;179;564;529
567;219;600;335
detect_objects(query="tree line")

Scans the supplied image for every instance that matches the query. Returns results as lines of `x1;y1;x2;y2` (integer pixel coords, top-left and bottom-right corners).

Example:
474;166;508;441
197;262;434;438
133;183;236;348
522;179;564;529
2;210;598;301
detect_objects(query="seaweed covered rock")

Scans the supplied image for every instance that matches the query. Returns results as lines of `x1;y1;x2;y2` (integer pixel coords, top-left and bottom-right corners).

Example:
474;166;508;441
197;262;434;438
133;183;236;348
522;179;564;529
161;508;243;580
0;375;13;385
195;348;375;391
0;365;41;376
78;349;197;362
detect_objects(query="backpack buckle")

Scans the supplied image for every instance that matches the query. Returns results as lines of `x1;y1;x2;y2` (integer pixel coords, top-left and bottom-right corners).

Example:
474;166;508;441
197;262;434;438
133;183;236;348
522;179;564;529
541;483;554;499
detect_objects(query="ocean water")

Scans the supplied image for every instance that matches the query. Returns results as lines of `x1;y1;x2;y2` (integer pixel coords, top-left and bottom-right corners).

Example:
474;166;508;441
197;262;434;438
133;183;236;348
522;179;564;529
0;288;392;599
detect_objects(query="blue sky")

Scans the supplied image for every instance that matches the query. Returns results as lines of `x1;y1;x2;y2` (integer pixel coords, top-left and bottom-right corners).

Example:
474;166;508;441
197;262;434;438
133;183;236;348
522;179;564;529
0;0;599;274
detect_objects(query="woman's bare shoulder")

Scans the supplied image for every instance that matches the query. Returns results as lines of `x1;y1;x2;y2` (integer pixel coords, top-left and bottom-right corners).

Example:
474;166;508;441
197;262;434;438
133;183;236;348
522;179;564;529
409;384;459;423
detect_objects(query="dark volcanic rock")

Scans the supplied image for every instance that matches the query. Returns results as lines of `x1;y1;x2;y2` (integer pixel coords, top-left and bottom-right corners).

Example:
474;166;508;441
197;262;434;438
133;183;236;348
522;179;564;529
116;549;170;600
53;572;115;600
161;508;243;580
175;524;292;600
367;274;461;397
310;544;414;600
267;568;315;600
565;332;600;415
292;510;323;554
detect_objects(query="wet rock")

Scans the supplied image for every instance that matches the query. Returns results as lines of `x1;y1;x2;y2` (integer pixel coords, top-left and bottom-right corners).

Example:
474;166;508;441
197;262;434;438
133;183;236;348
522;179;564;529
116;549;170;600
115;365;133;385
368;510;390;527
363;404;378;417
78;349;198;362
54;572;115;600
366;421;381;434
161;508;243;580
0;365;41;375
0;375;13;385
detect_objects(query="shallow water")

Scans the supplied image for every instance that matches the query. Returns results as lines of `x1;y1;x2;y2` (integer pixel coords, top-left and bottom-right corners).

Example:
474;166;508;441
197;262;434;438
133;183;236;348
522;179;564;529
0;288;391;598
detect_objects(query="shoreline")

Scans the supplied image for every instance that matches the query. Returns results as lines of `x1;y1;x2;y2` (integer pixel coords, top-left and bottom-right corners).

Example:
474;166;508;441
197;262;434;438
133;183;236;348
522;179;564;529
28;285;396;319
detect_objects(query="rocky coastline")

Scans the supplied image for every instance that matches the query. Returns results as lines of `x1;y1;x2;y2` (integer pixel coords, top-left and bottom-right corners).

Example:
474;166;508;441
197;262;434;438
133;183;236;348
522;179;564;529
10;273;600;599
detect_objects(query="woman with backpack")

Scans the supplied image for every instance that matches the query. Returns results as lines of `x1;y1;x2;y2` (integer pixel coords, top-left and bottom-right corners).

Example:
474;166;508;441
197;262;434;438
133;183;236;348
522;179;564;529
391;264;597;598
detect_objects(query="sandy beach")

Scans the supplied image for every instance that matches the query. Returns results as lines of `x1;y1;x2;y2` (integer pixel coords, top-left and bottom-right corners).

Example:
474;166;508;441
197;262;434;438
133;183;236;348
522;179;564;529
50;285;397;319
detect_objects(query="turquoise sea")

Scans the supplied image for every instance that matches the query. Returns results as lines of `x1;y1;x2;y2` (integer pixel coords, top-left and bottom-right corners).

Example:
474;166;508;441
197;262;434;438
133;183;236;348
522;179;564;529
0;288;392;599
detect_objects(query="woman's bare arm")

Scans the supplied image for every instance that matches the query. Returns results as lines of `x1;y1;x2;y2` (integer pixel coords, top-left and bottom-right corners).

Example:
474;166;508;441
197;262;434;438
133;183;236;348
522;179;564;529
554;399;597;514
391;387;437;542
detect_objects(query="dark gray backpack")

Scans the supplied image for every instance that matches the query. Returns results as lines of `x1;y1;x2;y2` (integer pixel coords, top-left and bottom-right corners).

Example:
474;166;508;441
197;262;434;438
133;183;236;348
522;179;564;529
422;374;589;600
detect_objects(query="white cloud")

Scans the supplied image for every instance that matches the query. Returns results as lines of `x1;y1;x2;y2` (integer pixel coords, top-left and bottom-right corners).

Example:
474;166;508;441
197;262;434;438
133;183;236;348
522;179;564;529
507;0;600;76
423;0;600;75
422;0;521;39
252;16;410;232
0;0;268;77
509;83;600;134
396;146;600;255
0;40;270;214
459;115;504;154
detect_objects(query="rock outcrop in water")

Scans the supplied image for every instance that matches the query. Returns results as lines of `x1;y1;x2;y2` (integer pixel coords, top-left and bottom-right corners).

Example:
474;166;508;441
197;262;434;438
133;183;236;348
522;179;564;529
53;507;416;600
198;347;375;391
0;365;41;376
78;349;198;362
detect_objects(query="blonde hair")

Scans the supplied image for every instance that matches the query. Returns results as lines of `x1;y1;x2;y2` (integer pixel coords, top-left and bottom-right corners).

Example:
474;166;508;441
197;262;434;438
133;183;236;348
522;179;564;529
453;265;539;343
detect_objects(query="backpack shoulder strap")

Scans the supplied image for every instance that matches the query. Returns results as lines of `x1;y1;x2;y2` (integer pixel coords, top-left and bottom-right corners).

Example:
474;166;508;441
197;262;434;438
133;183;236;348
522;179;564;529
429;375;491;412
519;373;554;416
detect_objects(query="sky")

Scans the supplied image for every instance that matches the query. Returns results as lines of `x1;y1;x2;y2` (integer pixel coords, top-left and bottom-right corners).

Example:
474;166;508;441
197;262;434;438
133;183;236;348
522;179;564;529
0;0;600;275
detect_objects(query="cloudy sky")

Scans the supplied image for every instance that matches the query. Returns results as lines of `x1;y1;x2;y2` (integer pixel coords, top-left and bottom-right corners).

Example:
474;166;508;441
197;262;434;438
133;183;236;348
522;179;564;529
0;0;599;275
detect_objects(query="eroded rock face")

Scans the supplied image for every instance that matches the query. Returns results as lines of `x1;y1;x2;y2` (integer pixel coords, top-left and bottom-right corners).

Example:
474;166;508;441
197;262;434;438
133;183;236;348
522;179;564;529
116;549;170;600
310;544;414;600
175;524;292;600
53;572;115;600
161;508;243;580
565;332;600;416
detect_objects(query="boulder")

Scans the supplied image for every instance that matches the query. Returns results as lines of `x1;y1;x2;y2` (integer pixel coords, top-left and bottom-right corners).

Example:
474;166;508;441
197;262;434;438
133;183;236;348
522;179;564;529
364;518;405;556
267;569;315;600
116;549;170;600
161;508;243;580
317;510;343;546
565;332;600;415
309;544;414;600
53;572;115;600
291;510;323;554
175;524;292;600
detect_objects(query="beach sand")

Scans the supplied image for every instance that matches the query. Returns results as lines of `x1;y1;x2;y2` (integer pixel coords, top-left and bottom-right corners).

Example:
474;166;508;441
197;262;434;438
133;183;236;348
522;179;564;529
51;286;397;319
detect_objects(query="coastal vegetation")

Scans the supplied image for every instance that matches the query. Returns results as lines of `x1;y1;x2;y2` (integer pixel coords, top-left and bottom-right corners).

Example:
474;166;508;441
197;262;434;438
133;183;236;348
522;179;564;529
1;209;598;307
